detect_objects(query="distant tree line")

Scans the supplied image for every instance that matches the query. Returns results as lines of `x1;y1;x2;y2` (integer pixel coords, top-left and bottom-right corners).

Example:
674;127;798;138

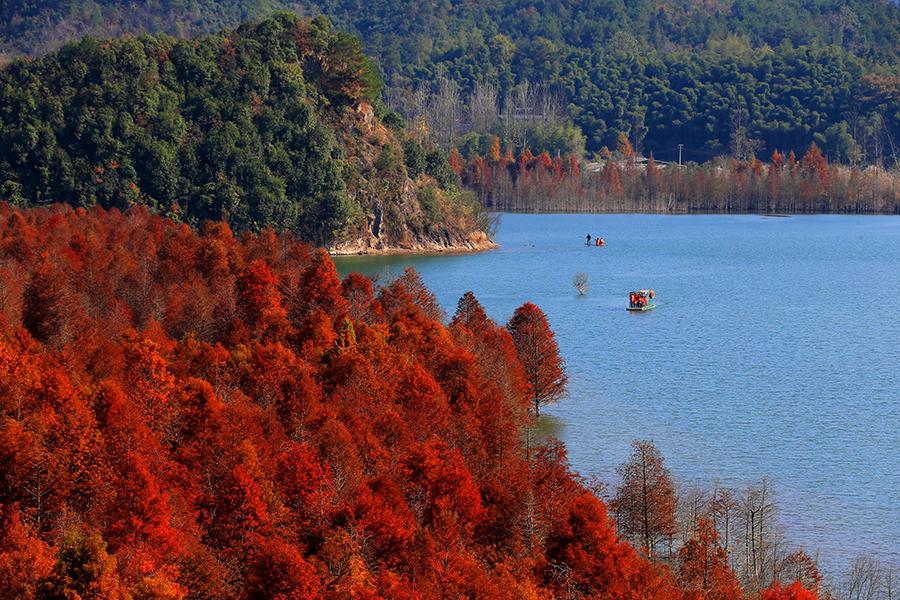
454;137;899;214
389;49;898;167
287;0;900;165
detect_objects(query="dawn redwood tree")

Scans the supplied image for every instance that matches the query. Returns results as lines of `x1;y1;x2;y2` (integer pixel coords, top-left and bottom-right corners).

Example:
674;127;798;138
242;536;322;600
506;302;567;416
802;143;829;191
341;272;376;322
396;267;444;322
0;507;54;598
778;549;821;593
22;263;71;347
677;517;742;600
452;291;489;329
760;581;818;600
449;147;465;175
613;440;677;558
295;249;349;322
450;291;531;459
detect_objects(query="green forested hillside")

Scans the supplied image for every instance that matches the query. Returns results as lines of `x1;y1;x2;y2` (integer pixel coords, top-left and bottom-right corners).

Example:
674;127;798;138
0;13;486;247
1;0;898;163
4;0;897;64
300;0;898;162
0;1;301;57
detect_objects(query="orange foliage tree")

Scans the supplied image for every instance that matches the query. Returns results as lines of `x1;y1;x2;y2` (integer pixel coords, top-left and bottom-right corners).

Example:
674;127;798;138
760;581;818;600
677;517;742;600
506;302;568;416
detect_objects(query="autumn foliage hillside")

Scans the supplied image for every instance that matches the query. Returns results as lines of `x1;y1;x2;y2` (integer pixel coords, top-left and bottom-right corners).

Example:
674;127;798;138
0;204;812;599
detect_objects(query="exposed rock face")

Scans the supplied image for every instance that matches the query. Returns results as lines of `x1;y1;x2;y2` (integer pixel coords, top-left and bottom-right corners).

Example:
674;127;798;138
329;214;496;254
327;104;497;255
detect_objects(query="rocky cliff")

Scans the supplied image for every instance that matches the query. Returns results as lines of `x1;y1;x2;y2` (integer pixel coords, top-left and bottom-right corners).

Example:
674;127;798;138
328;101;496;254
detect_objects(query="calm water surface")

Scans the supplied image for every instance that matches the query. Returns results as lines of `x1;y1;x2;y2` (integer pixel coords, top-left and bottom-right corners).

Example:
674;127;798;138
335;214;900;574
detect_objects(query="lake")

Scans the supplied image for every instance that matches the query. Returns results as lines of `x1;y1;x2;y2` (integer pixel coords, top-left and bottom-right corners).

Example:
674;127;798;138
334;214;900;576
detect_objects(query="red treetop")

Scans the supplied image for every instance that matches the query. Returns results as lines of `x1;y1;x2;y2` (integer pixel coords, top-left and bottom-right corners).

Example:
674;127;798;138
507;302;567;416
761;581;819;600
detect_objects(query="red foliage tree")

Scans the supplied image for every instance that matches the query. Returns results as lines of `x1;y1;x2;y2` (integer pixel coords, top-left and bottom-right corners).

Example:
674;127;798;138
243;536;321;600
0;506;54;598
761;581;818;600
802;142;830;191
488;136;501;162
0;204;799;598
507;302;567;416
677;517;742;600
613;440;677;558
448;147;464;175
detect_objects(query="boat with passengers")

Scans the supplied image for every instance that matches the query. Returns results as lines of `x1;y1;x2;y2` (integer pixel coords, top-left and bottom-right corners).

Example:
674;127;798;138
627;289;656;311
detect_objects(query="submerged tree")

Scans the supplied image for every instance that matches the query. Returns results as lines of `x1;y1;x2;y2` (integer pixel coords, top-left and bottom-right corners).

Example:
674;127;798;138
573;272;589;296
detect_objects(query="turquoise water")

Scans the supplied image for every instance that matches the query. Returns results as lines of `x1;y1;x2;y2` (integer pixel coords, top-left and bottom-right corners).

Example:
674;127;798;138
335;214;900;573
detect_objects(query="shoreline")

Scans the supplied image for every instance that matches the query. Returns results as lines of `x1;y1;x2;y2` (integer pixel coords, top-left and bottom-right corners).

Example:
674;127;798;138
328;239;498;257
480;207;899;216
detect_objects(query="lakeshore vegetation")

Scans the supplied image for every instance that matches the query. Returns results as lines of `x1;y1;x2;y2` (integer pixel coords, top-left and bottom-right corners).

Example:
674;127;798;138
0;203;859;599
453;138;899;214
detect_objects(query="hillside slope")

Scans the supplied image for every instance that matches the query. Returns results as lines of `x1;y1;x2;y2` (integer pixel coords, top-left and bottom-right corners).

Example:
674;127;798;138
309;0;898;162
0;203;816;599
0;1;897;163
3;0;897;64
0;14;493;252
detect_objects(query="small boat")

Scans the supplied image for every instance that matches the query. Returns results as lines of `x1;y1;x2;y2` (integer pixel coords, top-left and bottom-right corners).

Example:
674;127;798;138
627;289;656;311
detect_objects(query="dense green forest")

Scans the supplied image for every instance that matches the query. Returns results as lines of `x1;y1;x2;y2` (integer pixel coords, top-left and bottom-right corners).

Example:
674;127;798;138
1;1;897;164
303;0;899;163
0;13;488;247
0;1;303;57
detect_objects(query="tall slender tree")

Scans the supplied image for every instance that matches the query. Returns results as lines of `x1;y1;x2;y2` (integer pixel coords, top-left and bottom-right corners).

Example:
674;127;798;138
678;517;742;600
506;302;567;416
613;440;677;558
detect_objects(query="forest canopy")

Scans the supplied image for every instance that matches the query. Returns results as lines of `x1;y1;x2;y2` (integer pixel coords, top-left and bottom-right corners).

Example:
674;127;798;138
0;203;826;598
0;13;484;247
1;1;897;164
